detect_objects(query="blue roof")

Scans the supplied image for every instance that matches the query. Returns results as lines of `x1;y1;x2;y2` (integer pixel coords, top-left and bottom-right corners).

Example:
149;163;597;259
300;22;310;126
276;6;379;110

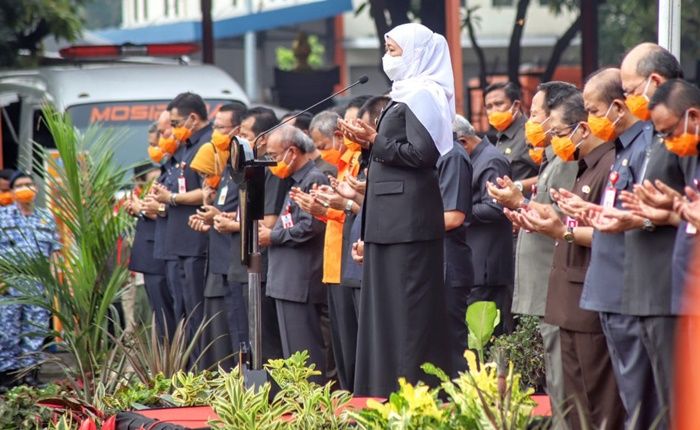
95;0;353;44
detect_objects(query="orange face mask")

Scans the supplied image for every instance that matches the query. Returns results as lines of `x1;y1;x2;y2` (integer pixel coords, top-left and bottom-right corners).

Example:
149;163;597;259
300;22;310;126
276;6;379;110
320;148;342;166
343;136;362;152
14;187;36;204
148;145;166;164
551;124;583;162
268;149;294;179
525;117;550;148
204;175;222;189
588;103;620;142
664;111;700;157
528;146;545;165
488;107;516;132
625;77;652;121
211;130;231;152
173;126;192;142
0;191;13;206
158;136;177;155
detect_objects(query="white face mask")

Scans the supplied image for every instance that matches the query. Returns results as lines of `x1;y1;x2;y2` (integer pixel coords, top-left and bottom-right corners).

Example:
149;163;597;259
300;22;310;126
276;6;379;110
382;54;404;81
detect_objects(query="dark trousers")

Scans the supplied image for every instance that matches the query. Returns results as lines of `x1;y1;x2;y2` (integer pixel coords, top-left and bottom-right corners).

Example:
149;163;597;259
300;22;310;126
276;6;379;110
560;328;625;430
179;256;207;336
468;284;513;336
165;260;185;324
276;298;327;385
329;285;359;391
445;286;471;376
600;312;675;430
223;279;249;351
142;273;176;339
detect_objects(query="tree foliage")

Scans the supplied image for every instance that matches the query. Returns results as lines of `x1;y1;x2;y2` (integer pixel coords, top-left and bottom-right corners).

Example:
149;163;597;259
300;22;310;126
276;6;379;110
0;0;86;67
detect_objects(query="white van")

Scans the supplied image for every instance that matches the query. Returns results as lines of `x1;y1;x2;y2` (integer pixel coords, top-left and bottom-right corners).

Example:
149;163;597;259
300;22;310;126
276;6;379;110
0;43;250;172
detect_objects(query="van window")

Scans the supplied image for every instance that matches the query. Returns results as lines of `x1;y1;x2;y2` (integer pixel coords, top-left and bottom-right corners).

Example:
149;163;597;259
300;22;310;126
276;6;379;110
66;99;241;169
0;94;21;169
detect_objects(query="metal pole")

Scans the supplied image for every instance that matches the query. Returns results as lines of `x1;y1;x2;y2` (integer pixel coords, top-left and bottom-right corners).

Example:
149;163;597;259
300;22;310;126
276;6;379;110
248;219;263;369
445;0;464;115
201;0;214;64
658;0;681;62
244;0;258;101
580;0;598;81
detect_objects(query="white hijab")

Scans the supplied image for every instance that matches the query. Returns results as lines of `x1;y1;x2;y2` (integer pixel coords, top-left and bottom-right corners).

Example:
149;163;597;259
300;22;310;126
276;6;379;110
385;23;455;156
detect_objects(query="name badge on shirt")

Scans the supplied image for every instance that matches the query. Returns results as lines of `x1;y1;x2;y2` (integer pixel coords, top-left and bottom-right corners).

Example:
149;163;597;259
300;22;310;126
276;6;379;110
178;176;187;194
281;213;294;229
217;185;228;206
602;171;619;208
687;222;698;235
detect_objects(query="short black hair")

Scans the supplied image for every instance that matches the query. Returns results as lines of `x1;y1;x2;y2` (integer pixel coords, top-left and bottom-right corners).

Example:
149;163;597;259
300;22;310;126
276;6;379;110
218;103;247;127
134;163;159;180
585;68;625;105
347;95;373;111
484;82;522;102
9;171;31;188
637;46;683;80
330;104;347;118
358;96;391;126
167;92;208;120
649;79;700;117
537;81;580;115
554;92;587;127
241;107;279;137
280;110;314;133
0;169;14;180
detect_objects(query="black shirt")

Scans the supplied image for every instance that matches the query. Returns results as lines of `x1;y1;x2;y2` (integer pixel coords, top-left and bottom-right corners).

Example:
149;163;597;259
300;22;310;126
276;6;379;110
437;141;474;288
208;166;240;275
494;113;538;181
163;124;212;257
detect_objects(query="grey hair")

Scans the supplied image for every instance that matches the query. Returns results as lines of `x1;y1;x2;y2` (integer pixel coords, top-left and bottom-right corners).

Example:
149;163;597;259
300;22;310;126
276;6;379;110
309;110;340;138
453;114;476;138
272;124;315;154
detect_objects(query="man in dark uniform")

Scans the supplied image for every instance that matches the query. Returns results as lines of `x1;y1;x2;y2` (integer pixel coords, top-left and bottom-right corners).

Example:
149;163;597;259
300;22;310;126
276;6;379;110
457;114;513;337
580;44;691;429
485;82;539;191
125;155;175;339
187;103;247;369
258;125;329;383
441;115;474;375
513;90;624;429
151;92;212;346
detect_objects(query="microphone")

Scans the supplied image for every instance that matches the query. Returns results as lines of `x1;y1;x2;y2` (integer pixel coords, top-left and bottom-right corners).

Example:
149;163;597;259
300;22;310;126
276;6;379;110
252;75;369;153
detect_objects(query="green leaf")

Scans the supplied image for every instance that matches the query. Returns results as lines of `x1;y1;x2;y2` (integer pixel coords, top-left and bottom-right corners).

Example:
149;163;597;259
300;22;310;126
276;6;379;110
466;301;499;352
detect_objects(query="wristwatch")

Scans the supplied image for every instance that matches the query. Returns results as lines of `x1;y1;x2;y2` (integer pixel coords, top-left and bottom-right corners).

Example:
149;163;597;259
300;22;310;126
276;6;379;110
169;193;178;207
344;199;354;215
514;180;524;192
563;226;575;244
642;218;656;232
157;203;167;217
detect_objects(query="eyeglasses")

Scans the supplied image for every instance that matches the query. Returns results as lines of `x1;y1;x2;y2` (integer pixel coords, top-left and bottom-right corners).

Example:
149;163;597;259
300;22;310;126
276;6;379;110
656;114;685;139
212;124;233;131
170;119;184;128
623;77;650;98
546;123;577;138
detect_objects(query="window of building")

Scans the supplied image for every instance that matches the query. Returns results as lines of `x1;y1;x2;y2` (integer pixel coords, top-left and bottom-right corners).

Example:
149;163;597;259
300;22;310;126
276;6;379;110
133;0;139;20
164;0;169;16
492;0;514;6
174;0;180;16
143;0;148;19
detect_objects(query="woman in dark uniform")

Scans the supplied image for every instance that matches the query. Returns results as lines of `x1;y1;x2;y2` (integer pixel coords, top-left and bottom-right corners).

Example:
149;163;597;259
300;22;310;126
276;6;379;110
339;23;455;397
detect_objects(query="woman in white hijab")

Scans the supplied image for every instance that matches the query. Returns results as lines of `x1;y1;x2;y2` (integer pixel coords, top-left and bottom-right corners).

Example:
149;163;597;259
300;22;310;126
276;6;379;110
339;22;455;397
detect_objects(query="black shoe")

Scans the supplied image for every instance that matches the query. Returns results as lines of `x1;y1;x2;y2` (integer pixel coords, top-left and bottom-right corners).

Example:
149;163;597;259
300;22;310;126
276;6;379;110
0;370;21;391
22;370;41;388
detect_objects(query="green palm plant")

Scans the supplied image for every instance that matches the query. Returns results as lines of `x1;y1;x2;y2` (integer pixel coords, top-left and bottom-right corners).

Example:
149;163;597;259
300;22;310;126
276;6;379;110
0;106;135;404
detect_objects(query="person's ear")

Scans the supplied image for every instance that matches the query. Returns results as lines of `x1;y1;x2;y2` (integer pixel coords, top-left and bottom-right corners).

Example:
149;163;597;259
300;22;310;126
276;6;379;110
579;121;592;140
649;73;664;90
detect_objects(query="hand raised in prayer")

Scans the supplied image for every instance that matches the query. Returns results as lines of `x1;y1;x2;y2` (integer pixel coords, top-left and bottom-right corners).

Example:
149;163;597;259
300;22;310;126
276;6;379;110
620;190;679;226
203;184;217;205
312;185;346;211
290;186;327;217
141;195;160;216
338;118;376;149
213;212;239;233
486;176;525;210
503;207;527;232
151;183;172;204
550;188;593;224
587;205;644;233
188;213;210;233
345;174;367;197
518;203;566;239
197;204;220;224
633;179;681;210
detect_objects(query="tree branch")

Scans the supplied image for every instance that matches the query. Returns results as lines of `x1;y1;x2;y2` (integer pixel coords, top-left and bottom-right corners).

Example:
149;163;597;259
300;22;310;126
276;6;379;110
507;0;531;84
464;8;488;90
541;14;581;82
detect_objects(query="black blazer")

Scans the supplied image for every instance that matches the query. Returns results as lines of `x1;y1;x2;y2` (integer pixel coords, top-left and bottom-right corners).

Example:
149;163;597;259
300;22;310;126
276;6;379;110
129;216;166;275
466;137;513;286
362;102;444;244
